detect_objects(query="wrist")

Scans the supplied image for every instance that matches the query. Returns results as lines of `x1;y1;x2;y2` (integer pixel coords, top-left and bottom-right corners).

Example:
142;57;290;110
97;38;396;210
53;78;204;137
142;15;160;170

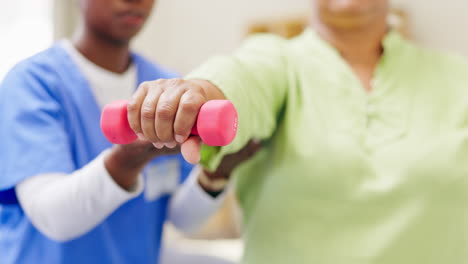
197;168;229;194
104;149;144;190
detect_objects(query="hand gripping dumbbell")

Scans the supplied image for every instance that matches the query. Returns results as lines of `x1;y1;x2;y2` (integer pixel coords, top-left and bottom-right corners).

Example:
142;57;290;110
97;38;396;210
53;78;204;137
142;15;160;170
100;99;238;146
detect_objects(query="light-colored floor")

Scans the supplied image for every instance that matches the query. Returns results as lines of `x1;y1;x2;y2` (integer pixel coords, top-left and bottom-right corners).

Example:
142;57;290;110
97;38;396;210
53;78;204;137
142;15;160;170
160;224;243;264
160;189;244;264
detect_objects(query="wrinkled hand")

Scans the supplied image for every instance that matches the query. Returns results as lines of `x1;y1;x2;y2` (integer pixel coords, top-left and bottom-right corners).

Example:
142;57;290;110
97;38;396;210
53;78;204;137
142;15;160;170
127;78;225;164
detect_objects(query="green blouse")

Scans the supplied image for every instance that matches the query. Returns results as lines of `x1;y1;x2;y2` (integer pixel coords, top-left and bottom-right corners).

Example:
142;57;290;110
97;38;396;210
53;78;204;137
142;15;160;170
187;29;468;263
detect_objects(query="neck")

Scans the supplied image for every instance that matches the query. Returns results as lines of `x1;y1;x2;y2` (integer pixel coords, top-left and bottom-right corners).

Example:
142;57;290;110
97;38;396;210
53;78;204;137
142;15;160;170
73;27;131;73
311;16;387;65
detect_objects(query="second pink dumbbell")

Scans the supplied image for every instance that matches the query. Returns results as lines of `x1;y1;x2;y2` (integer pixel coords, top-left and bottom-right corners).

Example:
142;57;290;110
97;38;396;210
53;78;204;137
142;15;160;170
100;99;238;146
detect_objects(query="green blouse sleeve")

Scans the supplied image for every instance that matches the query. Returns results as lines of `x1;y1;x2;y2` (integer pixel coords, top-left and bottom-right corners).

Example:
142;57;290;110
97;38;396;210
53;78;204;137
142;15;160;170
186;34;288;170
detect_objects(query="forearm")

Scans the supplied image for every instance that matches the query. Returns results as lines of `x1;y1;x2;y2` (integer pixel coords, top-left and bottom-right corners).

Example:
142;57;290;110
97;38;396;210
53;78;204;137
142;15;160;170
105;147;148;190
16;150;143;242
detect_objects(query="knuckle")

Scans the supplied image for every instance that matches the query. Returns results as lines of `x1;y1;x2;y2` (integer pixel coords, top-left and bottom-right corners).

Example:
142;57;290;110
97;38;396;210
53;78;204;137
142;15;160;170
192;91;207;102
155;78;165;84
180;93;204;112
138;81;150;91
141;107;156;120
192;83;207;96
127;101;139;113
156;104;174;120
181;100;199;113
168;78;184;87
145;79;164;92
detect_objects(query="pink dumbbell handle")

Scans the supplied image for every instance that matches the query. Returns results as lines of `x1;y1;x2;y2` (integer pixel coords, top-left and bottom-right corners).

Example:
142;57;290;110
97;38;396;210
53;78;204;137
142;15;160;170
100;99;238;146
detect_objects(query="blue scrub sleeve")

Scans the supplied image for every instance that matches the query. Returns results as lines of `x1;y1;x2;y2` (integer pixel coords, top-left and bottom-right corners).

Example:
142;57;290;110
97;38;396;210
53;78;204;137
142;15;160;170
0;64;75;191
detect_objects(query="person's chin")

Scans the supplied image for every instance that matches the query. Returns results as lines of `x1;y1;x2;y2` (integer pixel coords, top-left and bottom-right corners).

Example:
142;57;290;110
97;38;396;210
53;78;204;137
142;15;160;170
114;29;142;43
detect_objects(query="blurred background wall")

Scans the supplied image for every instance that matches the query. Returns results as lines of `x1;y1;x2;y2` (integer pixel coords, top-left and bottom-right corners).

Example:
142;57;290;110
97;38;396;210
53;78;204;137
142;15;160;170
132;0;311;74
2;0;468;78
0;0;53;79
132;0;468;74
391;0;468;62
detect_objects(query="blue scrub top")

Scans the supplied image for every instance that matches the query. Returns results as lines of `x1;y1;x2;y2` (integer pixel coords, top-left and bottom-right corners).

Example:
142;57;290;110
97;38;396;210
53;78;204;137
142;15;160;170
0;44;192;264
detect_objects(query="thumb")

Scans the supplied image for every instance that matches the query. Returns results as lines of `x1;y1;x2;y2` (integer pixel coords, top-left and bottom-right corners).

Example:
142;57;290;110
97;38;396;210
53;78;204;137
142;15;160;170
181;136;201;164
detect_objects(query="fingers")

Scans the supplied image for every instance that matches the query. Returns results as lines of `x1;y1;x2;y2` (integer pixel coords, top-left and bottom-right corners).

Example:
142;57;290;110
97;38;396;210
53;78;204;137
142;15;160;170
174;90;206;144
127;78;208;149
141;87;163;142
154;79;185;144
127;82;149;138
181;136;201;164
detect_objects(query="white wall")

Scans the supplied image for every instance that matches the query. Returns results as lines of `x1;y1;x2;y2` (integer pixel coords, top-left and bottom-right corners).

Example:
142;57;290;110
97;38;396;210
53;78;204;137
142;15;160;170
133;0;468;74
0;0;54;79
391;0;468;58
133;0;310;74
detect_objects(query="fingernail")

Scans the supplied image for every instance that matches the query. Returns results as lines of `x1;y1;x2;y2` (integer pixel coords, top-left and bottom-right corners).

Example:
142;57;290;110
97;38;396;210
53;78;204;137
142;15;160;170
153;142;164;149
137;133;146;140
165;142;177;148
175;135;185;143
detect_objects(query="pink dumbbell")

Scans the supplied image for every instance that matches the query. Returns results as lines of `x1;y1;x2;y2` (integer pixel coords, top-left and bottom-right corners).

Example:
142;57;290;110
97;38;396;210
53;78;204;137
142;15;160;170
100;99;238;146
